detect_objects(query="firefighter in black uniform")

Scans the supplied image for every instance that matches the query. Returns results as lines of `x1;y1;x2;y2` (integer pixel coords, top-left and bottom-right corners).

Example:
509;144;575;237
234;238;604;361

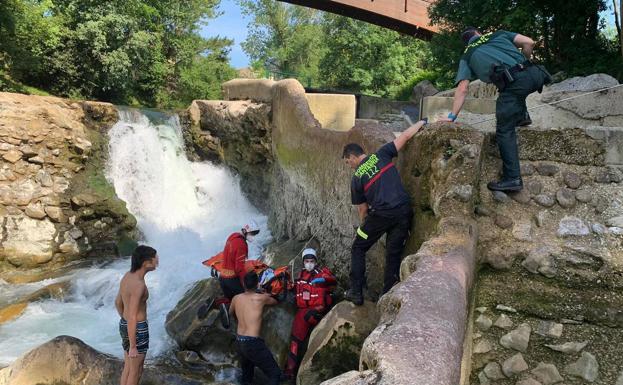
341;119;427;305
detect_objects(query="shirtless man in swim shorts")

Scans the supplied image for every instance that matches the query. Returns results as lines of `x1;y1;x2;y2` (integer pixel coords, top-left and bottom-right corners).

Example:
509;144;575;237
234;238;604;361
230;271;282;385
115;245;158;385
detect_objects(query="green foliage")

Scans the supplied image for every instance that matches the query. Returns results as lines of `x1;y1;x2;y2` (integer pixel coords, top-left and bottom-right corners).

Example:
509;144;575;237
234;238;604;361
0;0;236;107
163;46;237;108
428;0;623;84
239;0;438;98
394;69;447;101
238;0;326;86
0;68;50;96
319;15;433;99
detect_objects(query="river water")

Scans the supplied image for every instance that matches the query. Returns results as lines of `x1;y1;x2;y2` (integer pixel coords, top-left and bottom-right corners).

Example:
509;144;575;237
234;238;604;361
0;108;270;366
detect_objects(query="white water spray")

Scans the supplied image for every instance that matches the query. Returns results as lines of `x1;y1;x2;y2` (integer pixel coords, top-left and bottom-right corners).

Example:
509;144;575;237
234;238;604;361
0;108;270;365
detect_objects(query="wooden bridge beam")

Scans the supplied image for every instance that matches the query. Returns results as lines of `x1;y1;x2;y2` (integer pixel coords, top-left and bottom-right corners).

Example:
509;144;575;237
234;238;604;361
277;0;438;39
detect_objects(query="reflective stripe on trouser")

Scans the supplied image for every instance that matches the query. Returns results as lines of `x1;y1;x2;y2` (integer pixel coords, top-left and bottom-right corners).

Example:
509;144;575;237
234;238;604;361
495;66;546;179
356;227;368;240
351;206;413;294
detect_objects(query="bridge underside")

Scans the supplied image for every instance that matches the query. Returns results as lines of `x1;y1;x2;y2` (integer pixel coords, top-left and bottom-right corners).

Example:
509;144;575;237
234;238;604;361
278;0;438;39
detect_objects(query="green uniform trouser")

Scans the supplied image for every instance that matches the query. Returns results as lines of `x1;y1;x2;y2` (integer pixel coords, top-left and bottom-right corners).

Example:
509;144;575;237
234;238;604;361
495;66;547;179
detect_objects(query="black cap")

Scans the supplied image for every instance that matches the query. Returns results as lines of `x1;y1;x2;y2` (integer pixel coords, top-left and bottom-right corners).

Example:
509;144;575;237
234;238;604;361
461;27;480;45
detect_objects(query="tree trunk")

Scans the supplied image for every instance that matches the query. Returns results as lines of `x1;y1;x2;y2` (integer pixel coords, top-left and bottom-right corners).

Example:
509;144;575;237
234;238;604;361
620;0;623;59
614;0;622;56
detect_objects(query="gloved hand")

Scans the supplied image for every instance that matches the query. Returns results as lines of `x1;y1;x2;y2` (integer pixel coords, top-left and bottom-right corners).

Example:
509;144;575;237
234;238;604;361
310;278;325;285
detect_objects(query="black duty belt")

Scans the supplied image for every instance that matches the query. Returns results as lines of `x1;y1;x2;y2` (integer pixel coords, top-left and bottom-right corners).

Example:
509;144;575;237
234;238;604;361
508;61;533;75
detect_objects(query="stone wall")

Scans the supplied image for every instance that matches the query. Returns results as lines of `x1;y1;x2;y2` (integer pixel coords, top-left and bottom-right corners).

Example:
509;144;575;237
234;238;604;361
0;92;137;283
424;74;623;385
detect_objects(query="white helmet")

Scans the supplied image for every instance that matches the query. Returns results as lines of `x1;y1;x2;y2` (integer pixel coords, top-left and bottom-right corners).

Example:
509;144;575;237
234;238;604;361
302;248;317;260
242;220;260;234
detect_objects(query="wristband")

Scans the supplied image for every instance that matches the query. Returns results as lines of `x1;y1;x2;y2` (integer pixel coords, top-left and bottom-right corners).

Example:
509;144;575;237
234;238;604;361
421;117;428;124
448;112;458;121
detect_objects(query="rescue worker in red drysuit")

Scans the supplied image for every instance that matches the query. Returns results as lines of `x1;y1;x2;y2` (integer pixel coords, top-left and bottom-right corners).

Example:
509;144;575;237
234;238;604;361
217;220;260;327
283;248;336;380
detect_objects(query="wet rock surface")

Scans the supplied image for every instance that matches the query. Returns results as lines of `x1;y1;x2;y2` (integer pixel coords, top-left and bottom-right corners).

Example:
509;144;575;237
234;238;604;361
0;335;214;385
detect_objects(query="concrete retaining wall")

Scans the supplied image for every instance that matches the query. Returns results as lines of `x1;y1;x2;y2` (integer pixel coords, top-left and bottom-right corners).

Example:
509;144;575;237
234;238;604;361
357;95;416;119
222;78;276;103
305;93;356;131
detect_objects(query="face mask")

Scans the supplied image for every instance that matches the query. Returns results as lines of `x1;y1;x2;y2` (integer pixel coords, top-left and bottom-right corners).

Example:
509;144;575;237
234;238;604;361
304;262;316;272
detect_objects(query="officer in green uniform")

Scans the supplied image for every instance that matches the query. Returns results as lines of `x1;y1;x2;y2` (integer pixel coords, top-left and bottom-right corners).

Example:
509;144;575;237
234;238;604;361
443;27;551;192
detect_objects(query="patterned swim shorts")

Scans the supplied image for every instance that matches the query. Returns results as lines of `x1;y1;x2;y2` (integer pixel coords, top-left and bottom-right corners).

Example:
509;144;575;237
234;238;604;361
119;318;149;354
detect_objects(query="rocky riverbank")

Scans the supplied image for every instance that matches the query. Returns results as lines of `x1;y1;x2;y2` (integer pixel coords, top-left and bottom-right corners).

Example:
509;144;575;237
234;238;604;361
0;92;138;287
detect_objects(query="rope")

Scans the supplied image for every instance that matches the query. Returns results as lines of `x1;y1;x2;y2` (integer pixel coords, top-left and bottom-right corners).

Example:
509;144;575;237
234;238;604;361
463;83;623;126
285;198;351;283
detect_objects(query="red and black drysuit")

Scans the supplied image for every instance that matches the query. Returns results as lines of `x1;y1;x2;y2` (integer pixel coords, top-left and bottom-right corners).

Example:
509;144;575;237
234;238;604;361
218;232;248;302
284;266;336;377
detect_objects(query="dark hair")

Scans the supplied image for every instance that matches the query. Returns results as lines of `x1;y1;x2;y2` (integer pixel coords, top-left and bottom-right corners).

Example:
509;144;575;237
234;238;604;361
461;27;480;45
243;271;258;291
131;245;157;272
342;143;364;159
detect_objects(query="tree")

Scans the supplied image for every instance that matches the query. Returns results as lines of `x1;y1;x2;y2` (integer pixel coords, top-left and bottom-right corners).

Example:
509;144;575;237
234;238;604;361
320;15;433;98
614;0;623;58
428;0;623;83
0;0;236;107
238;0;326;86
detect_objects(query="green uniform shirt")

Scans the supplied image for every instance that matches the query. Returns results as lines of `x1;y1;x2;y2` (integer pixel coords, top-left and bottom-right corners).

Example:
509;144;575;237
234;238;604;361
454;30;527;85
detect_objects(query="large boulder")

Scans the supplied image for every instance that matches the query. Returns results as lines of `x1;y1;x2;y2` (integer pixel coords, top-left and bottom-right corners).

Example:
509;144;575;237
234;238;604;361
165;278;227;350
0;335;120;385
166;278;296;367
297;301;379;385
0;335;217;385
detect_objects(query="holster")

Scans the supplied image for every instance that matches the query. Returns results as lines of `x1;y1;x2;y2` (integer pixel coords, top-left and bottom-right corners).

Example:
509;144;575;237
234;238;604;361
490;64;514;92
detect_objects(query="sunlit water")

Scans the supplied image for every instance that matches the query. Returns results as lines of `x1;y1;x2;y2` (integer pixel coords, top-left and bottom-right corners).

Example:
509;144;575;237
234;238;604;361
0;108;270;366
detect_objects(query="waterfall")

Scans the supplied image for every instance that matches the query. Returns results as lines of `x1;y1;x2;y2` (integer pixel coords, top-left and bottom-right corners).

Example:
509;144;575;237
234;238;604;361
0;108;270;365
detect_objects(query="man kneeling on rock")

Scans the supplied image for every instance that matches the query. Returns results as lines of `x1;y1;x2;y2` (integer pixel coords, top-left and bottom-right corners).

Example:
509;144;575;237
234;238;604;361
283;248;336;380
230;271;282;385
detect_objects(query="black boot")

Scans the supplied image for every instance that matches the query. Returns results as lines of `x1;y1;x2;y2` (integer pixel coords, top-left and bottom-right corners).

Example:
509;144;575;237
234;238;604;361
487;178;523;192
518;111;532;126
344;288;364;306
219;303;231;329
